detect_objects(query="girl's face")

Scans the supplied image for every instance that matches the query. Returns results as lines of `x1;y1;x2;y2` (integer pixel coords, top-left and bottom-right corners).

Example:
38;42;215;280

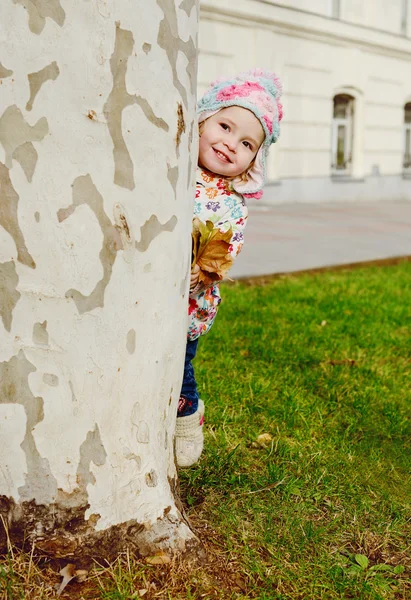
198;106;265;178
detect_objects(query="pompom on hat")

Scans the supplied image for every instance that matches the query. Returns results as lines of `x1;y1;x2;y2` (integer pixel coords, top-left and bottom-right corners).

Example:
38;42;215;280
197;68;283;198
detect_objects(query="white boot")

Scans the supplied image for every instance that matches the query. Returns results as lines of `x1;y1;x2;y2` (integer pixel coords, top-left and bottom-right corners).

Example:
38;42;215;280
175;400;205;467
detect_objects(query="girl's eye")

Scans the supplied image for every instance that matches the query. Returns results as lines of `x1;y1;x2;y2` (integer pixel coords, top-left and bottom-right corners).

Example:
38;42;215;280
220;123;229;130
243;141;252;149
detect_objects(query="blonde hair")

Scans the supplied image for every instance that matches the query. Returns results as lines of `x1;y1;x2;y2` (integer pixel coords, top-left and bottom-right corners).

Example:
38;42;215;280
198;119;256;183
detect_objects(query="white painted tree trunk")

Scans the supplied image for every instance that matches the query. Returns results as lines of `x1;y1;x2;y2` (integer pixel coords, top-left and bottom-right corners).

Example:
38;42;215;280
0;0;199;561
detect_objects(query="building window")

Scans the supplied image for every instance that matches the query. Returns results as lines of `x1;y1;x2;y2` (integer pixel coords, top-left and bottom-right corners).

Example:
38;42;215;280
331;94;354;174
330;0;340;19
404;103;411;170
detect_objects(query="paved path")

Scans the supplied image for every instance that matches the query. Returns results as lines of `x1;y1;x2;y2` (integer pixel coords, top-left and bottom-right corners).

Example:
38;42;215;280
230;200;411;279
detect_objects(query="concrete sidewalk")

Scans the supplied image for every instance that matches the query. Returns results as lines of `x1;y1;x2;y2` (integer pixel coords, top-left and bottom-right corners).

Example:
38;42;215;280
230;200;411;279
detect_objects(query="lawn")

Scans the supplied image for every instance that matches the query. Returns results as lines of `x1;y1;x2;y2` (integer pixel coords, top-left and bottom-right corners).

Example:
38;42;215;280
181;261;411;599
2;261;410;599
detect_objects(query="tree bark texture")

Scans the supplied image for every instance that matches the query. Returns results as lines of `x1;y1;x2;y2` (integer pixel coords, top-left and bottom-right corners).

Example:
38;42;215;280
0;0;199;562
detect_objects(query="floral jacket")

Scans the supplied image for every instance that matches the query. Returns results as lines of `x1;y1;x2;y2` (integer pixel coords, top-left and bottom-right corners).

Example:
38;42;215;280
187;168;248;341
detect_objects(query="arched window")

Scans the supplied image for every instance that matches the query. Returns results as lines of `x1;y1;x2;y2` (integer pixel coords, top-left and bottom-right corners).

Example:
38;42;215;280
403;102;411;170
331;94;355;174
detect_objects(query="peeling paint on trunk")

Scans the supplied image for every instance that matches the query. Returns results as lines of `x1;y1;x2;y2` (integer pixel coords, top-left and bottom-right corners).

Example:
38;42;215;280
167;164;179;199
113;203;134;263
13;0;65;35
33;321;48;345
135;214;177;253
145;470;158;487
126;329;136;354
43;373;59;386
0;351;57;503
12;142;38;182
77;425;107;497
179;0;197;16
104;23;168;191
0;105;48;170
135;96;169;133
0;64;13;79
175;103;186;157
0;162;36;268
122;446;141;469
0;261;21;332
26;62;60;111
57;175;120;313
55;427;107;511
156;0;197;109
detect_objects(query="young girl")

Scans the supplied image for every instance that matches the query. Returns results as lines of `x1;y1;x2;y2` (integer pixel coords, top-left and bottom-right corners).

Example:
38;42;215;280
175;69;283;467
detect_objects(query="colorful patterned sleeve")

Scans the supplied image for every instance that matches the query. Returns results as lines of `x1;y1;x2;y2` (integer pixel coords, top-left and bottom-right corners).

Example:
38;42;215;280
187;285;222;341
187;170;249;341
215;194;248;261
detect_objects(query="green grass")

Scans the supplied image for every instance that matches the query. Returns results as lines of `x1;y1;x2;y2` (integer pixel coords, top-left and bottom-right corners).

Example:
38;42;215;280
1;262;410;599
180;261;411;599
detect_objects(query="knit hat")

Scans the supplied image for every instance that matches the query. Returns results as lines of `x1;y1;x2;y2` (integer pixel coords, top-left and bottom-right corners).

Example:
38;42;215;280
197;68;283;198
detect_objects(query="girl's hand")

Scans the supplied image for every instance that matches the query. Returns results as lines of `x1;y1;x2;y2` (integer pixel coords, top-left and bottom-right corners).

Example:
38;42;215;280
190;264;205;294
190;264;200;290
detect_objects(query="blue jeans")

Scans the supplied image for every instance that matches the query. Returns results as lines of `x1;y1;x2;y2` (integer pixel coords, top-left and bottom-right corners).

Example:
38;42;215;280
178;338;199;417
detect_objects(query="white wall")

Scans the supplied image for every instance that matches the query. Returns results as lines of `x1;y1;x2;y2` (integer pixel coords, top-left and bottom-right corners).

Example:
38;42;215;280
342;0;404;35
260;0;331;18
238;0;408;35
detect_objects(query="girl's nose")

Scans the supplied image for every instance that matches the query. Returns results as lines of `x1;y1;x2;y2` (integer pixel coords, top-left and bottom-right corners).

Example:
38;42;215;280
224;137;236;153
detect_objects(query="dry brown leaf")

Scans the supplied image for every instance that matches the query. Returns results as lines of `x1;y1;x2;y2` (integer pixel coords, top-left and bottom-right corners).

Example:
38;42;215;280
192;218;233;287
328;359;356;366
56;563;76;596
75;569;89;583
256;433;273;446
192;218;213;267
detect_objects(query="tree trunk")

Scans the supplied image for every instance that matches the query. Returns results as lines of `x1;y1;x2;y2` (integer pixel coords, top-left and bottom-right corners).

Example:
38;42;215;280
0;0;199;563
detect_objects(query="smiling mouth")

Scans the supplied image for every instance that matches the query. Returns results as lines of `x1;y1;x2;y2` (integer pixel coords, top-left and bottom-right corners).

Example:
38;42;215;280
213;148;232;163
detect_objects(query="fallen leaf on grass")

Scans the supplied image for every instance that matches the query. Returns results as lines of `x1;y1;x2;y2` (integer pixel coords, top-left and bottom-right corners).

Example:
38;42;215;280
56;563;76;596
192;218;233;287
75;569;88;583
328;359;356;366
256;433;273;446
56;564;89;595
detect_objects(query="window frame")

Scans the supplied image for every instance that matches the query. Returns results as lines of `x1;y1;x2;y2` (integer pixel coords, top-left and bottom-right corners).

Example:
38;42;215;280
331;94;354;175
403;102;411;172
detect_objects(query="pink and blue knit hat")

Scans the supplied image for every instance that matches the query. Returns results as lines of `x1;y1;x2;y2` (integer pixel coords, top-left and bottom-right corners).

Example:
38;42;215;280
197;68;283;199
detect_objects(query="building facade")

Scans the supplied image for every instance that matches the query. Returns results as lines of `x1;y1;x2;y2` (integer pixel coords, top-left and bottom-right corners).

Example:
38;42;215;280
199;0;411;204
